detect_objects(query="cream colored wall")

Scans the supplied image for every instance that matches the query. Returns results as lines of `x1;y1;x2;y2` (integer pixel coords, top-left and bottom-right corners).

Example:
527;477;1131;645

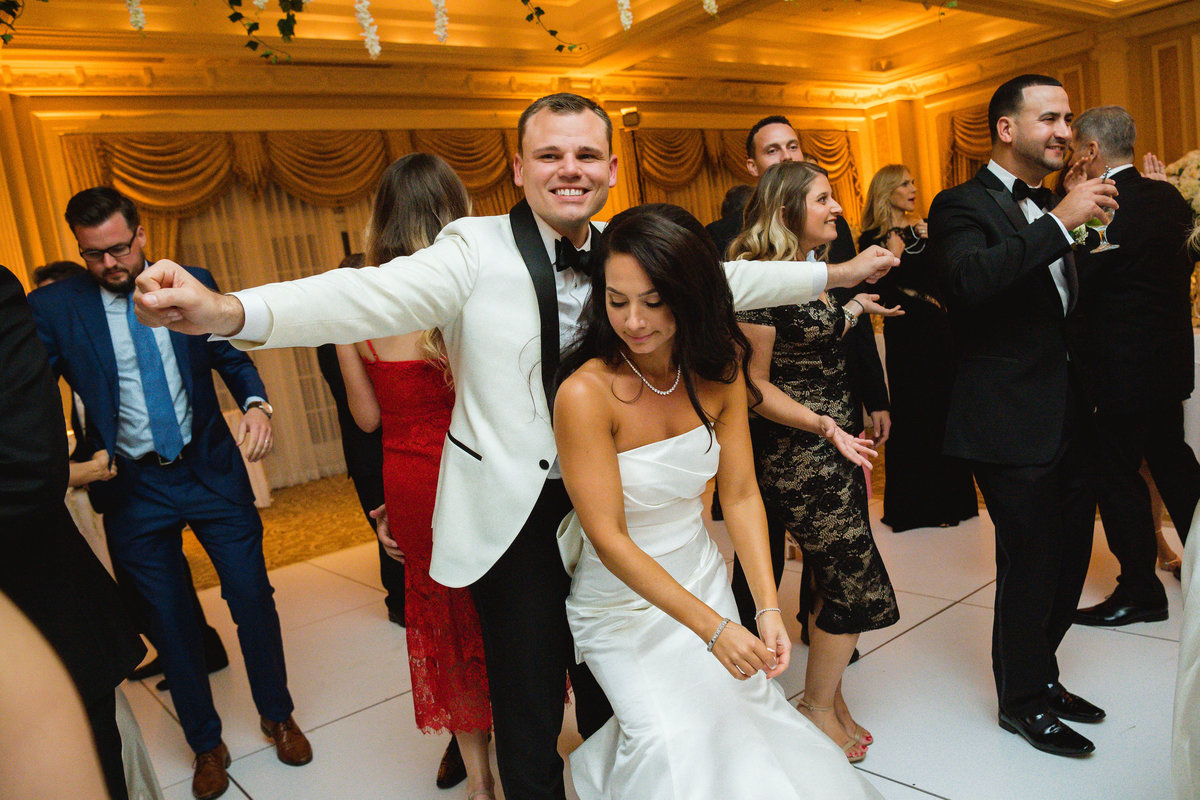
2;0;1198;286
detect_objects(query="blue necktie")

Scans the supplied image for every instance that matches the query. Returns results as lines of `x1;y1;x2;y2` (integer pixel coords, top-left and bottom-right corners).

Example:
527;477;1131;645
125;296;184;461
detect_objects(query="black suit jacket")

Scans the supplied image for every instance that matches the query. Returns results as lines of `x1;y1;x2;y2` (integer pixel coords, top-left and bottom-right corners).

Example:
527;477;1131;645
930;166;1079;466
0;265;144;705
1075;167;1195;413
706;213;742;260
315;343;385;508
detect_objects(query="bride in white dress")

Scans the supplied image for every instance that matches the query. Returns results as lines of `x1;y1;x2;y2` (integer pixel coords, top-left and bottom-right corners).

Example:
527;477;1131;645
554;205;882;799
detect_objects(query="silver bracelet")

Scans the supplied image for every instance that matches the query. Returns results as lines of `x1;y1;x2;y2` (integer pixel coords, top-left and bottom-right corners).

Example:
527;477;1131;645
754;607;782;621
706;617;731;652
843;306;859;328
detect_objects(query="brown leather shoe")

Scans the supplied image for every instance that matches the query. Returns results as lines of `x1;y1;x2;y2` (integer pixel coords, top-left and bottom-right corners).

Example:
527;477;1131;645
192;741;230;800
260;715;313;766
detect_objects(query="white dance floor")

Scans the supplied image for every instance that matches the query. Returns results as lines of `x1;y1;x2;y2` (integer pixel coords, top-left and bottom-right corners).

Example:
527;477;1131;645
125;496;1182;799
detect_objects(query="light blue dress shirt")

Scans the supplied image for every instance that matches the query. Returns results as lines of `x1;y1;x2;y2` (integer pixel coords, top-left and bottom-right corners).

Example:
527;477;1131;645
101;286;194;459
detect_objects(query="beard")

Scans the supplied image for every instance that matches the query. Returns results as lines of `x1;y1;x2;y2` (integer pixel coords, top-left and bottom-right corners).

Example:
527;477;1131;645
1013;135;1067;176
97;267;136;294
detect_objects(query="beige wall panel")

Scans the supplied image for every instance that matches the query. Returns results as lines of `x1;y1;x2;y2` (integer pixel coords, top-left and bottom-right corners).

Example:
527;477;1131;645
1153;42;1186;162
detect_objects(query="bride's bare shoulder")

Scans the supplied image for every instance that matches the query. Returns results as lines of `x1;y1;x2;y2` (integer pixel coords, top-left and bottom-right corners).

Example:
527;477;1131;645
556;358;617;415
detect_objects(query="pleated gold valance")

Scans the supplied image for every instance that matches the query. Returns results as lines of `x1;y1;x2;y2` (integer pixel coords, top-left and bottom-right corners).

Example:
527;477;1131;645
60;128;526;260
946;106;991;189
627;128;864;229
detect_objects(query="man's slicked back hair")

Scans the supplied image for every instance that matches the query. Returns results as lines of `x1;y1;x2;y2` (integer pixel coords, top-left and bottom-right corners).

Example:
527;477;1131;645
1073;105;1137;161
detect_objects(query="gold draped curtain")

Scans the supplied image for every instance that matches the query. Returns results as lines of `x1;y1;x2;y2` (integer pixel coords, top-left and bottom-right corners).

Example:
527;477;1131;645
60;129;523;261
946;106;991;189
624;128;865;231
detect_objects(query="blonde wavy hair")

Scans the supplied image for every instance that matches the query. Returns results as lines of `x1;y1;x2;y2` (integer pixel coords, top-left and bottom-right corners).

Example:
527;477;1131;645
728;161;832;262
363;153;471;373
859;164;910;245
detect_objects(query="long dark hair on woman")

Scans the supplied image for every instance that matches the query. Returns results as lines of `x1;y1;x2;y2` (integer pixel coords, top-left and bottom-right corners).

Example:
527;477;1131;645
363;152;471;367
557;204;760;432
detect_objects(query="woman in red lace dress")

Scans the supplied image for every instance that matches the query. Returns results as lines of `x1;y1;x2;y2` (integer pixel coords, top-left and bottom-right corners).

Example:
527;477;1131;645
337;154;494;799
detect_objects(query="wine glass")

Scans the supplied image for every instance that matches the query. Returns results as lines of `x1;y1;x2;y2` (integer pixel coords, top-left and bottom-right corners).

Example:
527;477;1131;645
1089;166;1120;253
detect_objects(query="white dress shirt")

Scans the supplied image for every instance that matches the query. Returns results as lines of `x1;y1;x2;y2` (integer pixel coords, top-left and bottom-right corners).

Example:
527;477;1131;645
986;160;1074;314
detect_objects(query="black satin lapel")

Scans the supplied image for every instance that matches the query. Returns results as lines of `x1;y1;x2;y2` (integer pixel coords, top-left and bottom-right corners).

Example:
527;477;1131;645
986;186;1029;231
1064;250;1079;313
509;199;559;413
74;282;120;409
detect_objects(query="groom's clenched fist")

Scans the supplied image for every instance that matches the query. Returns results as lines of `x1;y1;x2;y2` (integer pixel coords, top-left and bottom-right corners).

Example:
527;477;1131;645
134;260;246;337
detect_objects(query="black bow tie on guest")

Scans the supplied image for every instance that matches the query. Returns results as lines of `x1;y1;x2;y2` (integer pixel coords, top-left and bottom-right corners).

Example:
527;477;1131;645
1011;180;1054;210
555;236;591;275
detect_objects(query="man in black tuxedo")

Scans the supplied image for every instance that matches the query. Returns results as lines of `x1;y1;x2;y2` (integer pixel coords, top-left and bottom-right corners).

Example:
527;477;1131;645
1069;105;1200;626
0;264;146;800
929;74;1118;757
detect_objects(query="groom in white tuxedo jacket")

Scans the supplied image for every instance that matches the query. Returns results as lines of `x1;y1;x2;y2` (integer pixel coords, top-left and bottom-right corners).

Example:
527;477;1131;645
134;93;897;799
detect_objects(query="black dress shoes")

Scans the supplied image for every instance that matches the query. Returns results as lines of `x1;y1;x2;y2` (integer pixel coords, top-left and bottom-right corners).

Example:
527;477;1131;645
1045;683;1105;723
1074;593;1168;627
998;709;1095;757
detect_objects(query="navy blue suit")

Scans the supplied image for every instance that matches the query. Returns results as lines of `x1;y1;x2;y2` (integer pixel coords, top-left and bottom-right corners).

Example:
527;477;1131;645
29;267;293;754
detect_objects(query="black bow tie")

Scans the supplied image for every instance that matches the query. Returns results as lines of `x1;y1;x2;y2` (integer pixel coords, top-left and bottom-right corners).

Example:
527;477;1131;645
1011;180;1053;209
555;237;591;275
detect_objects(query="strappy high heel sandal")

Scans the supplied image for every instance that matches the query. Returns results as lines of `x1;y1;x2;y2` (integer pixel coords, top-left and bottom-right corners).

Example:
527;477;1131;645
797;698;867;763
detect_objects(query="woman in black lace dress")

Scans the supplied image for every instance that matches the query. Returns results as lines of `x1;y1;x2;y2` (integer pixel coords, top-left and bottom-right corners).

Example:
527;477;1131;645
730;161;901;764
858;164;977;532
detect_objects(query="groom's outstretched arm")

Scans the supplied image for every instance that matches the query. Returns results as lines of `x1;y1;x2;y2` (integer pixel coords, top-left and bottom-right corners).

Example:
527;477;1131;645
724;245;898;312
137;225;480;349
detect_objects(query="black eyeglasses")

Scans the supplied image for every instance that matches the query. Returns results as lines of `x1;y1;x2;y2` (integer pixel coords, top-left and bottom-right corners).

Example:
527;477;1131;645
79;230;138;263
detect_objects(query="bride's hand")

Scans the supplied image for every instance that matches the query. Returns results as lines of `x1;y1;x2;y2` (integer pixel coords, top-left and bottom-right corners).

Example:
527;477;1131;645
710;620;775;680
756;612;791;679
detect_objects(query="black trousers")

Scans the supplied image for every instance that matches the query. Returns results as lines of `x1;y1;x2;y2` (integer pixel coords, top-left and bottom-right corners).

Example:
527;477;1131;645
470;479;612;800
971;394;1097;715
1094;400;1200;605
85;689;128;800
348;469;406;621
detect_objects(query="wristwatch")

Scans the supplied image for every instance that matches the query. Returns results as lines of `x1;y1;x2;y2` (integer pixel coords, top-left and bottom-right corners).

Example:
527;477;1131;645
245;400;274;419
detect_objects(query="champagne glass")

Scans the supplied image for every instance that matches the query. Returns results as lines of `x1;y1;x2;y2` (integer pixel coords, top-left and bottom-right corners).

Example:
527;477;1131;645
1089;166;1119;253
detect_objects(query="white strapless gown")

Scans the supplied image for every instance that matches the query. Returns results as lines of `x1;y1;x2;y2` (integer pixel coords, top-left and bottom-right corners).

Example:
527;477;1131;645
565;425;883;800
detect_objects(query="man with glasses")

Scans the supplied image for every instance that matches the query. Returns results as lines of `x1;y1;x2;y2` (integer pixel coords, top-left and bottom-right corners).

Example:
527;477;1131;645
28;187;311;800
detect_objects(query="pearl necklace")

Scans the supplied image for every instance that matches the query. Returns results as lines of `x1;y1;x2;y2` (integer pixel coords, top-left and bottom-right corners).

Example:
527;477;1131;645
620;351;681;396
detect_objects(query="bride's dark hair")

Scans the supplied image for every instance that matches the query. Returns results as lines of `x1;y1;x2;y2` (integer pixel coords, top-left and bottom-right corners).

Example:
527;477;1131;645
556;203;759;430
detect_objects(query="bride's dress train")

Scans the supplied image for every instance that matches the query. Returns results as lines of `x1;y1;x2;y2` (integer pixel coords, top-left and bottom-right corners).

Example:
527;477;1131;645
565;425;882;799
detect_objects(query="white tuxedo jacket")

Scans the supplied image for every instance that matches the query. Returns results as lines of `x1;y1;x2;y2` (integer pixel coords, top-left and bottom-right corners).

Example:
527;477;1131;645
234;204;827;587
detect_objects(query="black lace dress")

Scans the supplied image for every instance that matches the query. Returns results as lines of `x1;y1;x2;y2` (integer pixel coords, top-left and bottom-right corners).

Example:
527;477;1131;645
737;298;899;635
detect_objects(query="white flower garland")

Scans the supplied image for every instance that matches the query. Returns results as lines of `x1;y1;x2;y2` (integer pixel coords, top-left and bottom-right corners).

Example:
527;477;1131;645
125;0;145;31
616;0;632;30
253;0;269;10
432;0;448;43
702;0;717;16
355;0;381;58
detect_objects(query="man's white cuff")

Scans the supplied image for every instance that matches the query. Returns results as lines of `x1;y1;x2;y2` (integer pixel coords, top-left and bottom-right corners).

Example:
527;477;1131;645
210;291;271;344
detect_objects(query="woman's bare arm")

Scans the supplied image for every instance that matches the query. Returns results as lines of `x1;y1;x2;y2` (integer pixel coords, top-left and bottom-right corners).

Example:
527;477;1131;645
336;343;381;433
